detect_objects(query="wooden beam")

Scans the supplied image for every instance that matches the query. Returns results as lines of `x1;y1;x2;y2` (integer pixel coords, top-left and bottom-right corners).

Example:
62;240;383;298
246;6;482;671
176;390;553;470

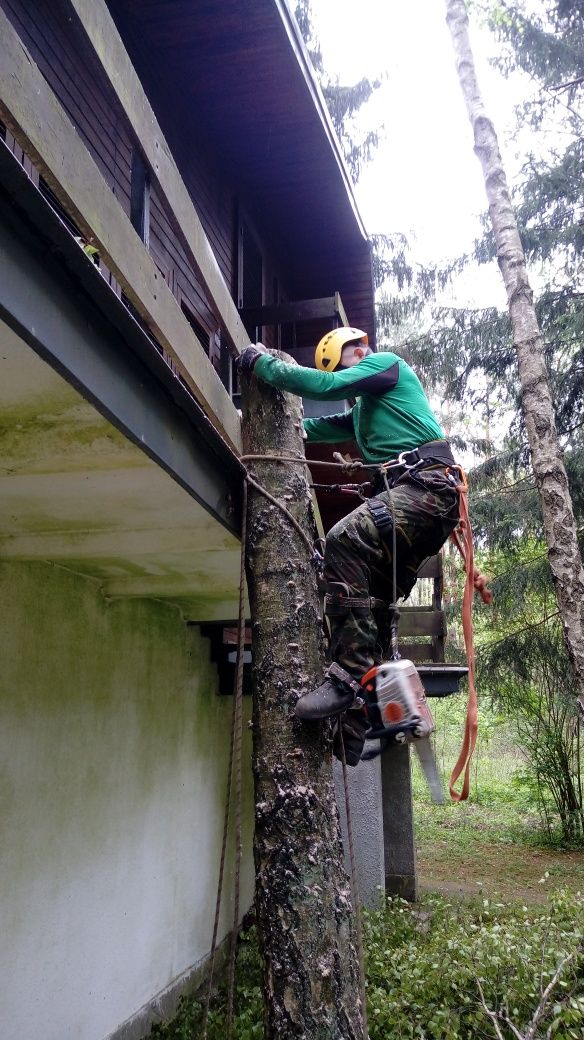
239;296;347;328
0;5;241;453
66;0;249;355
398;609;446;638
417;555;442;579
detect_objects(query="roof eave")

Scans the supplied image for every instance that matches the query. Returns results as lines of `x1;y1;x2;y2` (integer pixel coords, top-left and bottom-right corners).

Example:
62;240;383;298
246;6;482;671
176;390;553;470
275;0;370;246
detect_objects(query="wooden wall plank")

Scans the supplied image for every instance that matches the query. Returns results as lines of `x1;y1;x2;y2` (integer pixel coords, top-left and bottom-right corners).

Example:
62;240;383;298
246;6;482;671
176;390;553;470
2;0;133;207
2;0;235;352
0;4;241;453
398;610;446;638
67;0;249;354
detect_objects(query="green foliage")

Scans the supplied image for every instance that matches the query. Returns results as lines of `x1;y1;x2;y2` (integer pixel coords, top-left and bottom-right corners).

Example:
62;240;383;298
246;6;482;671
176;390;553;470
147;895;584;1040
322;77;383;182
484;1;584;126
479;619;584;845
391;4;584;448
147;928;263;1040
428;3;584;437
364;893;584;1040
382;3;584;846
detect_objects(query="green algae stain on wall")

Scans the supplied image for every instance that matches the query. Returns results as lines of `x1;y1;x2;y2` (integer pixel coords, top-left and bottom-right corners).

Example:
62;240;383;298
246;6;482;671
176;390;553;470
0;559;254;1007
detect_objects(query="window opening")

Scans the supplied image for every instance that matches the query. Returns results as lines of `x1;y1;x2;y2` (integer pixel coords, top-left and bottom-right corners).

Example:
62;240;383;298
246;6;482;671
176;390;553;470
39;176;82;239
272;276;281;349
238;218;263;339
180;300;211;357
130;147;150;246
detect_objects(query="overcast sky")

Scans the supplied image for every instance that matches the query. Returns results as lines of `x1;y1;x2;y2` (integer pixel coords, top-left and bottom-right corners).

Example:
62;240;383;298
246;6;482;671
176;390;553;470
311;0;531;307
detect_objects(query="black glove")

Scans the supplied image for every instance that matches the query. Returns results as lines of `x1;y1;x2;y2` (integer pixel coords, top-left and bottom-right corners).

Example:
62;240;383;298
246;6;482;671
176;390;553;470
333;709;370;767
238;345;264;376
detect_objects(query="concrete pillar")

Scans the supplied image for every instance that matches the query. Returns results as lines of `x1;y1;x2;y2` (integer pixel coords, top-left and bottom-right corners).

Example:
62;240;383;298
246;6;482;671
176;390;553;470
334;753;385;910
381;743;418;901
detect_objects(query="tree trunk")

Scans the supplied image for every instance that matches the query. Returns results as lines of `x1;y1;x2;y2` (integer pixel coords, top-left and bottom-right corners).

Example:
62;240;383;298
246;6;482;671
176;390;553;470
241;357;366;1040
445;0;584;718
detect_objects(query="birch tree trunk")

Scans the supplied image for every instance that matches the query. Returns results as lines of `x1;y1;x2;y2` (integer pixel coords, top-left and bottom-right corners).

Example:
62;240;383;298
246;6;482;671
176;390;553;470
241;356;366;1040
445;0;584;718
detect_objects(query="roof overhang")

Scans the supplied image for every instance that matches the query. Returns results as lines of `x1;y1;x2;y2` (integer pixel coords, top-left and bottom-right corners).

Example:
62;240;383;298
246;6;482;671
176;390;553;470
106;0;375;339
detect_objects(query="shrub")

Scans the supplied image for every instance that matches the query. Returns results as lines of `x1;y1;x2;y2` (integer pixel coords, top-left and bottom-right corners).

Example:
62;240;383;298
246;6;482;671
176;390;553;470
147;928;263;1040
146;892;583;1039
364;892;584;1039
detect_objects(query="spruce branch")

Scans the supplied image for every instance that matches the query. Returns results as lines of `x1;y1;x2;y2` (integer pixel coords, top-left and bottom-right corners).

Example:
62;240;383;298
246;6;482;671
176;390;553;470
477;611;561;655
550;75;584;93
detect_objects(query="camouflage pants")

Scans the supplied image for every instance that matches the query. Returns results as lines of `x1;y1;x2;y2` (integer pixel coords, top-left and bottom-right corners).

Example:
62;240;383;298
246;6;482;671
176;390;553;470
324;469;459;678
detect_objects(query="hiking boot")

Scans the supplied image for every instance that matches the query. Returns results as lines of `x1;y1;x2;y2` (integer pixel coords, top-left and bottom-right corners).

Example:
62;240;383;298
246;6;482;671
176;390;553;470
294;663;364;720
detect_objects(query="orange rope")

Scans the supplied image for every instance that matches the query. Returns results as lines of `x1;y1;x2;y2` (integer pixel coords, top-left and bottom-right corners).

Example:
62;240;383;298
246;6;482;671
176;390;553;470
447;469;492;802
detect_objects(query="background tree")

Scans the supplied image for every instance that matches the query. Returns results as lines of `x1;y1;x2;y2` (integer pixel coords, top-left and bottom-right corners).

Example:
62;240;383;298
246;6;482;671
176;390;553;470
423;0;584;840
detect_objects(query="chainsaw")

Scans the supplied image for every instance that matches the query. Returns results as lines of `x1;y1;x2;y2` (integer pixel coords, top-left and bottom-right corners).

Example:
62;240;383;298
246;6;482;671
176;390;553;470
360;658;444;804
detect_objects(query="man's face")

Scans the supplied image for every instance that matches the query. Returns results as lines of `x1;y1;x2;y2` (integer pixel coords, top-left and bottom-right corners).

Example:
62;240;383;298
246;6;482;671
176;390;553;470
338;342;368;369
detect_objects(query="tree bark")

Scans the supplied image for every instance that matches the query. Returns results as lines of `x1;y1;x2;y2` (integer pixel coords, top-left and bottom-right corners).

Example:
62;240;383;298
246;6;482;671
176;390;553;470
445;0;584;718
241;356;366;1040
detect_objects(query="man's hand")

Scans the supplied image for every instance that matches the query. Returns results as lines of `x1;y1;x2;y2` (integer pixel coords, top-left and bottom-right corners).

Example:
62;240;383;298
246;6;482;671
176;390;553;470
238;343;268;376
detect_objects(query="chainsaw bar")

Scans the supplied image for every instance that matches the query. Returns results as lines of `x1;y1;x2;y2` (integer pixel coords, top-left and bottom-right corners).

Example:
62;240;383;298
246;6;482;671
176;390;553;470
413;736;444;805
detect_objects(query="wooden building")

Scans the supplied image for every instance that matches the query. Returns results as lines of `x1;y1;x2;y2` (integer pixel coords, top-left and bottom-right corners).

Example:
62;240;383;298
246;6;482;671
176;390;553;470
0;2;377;1038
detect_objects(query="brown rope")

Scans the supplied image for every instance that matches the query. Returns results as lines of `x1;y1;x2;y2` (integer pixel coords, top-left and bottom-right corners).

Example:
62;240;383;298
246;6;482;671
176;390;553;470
201;643;239;1038
202;486;248;1039
338;727;368;1037
244;453;371;1031
203;456;372;1036
241;452;375;470
226;480;247;1036
244;471;315;556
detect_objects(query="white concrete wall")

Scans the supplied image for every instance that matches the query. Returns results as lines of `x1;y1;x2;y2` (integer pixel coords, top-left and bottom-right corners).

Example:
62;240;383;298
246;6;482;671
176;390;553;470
0;561;254;1040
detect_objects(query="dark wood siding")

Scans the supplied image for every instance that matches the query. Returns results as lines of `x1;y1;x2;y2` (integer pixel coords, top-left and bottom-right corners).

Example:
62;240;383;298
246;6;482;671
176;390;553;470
1;0;132;214
0;0;262;379
1;0;373;387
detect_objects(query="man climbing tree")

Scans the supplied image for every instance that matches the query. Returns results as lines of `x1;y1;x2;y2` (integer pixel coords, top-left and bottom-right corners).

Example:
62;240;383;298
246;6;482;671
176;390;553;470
240;355;367;1040
240;328;461;764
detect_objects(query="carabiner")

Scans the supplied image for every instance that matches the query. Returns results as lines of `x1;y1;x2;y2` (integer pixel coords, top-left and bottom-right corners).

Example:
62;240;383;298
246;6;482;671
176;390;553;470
396;449;420;471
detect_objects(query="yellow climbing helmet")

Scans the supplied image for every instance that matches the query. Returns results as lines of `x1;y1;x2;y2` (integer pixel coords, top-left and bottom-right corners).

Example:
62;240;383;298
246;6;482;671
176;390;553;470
314;327;369;371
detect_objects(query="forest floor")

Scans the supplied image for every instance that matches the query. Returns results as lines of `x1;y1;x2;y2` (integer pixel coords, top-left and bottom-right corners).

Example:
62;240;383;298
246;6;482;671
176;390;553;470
412;706;584;904
415;798;584;903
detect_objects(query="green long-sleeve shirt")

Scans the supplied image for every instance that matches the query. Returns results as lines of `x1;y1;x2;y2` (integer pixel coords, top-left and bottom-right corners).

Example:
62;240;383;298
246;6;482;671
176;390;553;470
253;351;445;464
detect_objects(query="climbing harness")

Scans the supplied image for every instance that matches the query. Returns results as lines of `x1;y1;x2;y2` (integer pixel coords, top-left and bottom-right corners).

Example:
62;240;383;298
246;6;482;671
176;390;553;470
314;444;491;804
256;444;491;802
375;454;492;802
